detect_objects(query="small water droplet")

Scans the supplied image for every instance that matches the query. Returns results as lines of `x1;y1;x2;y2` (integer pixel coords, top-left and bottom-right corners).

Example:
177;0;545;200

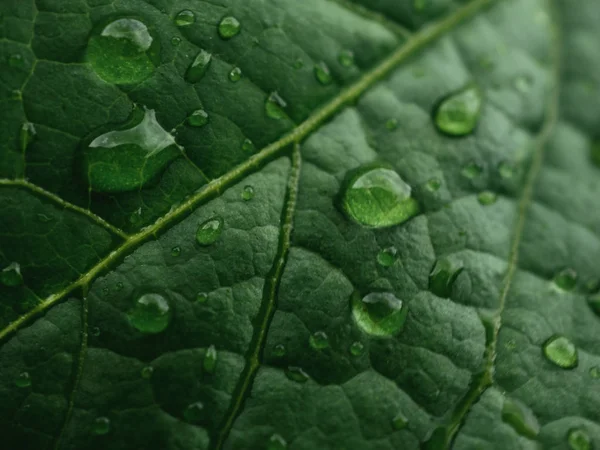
1;262;23;287
174;10;195;27
218;16;241;39
498;161;516;179
14;371;31;388
462;161;483;179
293;58;304;70
285;366;309;383
186;50;212;83
196;292;208;303
434;84;483;137
229;66;242;82
425;178;441;192
8;53;24;68
187;109;209;127
386;118;398;131
377;246;397;267
265;92;287;120
392;411;408;430
501;397;540;439
543;335;578;369
273;344;286;357
350;341;365;356
170;246;181;257
128;293;172;334
341;166;420;228
116;281;124;291
241;185;255;201
129;207;143;224
338;50;354;67
196;216;224;246
553;268;578;291
268;433;288;450
477;191;497;205
314;61;332;85
351;291;408;337
568;428;592;450
309;331;329;350
171;36;181;46
203;345;218;374
429;257;464;298
20;122;37;151
183;401;204;423
90;326;101;337
141;366;154;379
242;138;255;152
91;416;111;435
590;366;600;379
513;74;533;93
87;18;158;85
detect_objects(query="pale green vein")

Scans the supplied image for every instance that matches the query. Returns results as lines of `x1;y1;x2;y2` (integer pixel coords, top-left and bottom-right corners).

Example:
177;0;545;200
328;0;412;38
0;0;495;342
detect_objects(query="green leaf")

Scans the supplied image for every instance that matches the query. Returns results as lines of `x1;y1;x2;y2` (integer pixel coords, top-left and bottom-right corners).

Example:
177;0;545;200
1;0;600;449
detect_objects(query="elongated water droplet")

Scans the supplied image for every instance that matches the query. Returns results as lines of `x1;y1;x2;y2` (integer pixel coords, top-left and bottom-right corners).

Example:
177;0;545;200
429;258;464;298
268;434;288;450
187;109;209;127
186;50;212;83
196;216;223;246
1;262;23;287
15;371;31;388
91;416;111;435
20;122;36;151
175;10;195;27
87;18;158;84
377;246;397;267
543;335;578;369
462;161;483;179
477;191;497;205
434;84;483;136
285;366;309;383
229;67;242;82
386;118;398;131
553;268;578;291
241;185;255;201
350;341;365;356
568;428;592;450
341;166;420;229
82;107;181;193
309;331;329;350
351;291;407;337
196;292;208;303
218;16;241;39
242;138;255;152
141;366;154;379
314;61;332;85
265;92;287;120
392;412;408;430
501;397;539;439
425;178;441;192
203;345;218;374
273;344;286;357
338;50;354;67
183;401;204;423
128;293;172;334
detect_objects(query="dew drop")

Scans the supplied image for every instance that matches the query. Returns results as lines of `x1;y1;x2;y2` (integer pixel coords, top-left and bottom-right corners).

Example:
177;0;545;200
314;61;332;85
293;58;304;70
91;416;111;435
8;53;24;68
265;92;287;120
568;428;592;450
434;84;483;136
341;166;420;228
229;66;242;82
87;18;158;85
241;185;255;201
350;341;365;356
386;118;399;131
501;397;540;439
429;257;464;298
377;246;397;267
462;161;483;179
186;50;212;83
141;366;154;379
309;331;329;350
171;246;181;257
338;49;354;67
268;433;288;450
498;161;516;179
116;281;124;291
218;16;241;39
128;293;172;334
392;411;408;430
171;36;181;46
553;268;578;291
543;335;578;369
513;74;533;93
477;191;497;205
590;366;600;379
242;138;255;152
1;262;23;287
90;326;101;337
351;291;408;337
14;371;31;388
203;345;218;374
196;292;208;303
285;366;309;383
188;109;209;128
425;178;441;192
196;216;224;246
273;344;286;357
183;401;204;423
174;10;195;27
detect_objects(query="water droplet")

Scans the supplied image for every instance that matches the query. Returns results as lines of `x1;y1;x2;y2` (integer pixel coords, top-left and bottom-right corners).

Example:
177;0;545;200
141;366;154;379
116;281;124;291
434;84;483;136
461;161;483;179
568;428;592;450
351;291;408;337
170;246;181;257
196;292;208;303
20;122;37;151
8;53;24;68
341;166;420;228
14;371;31;388
203;345;217;374
218;16;241;39
268;434;288;450
498;161;516;179
314;61;332;85
392;412;408;430
285;366;309;383
229;66;242;82
501;397;539;439
91;416;111;435
590;366;600;379
477;191;497;205
242;138;255;152
196;216;223;246
183;401;204;423
309;331;329;350
90;326;101;337
187;109;209;127
241;185;255;201
543;335;578;369
553;268;578;291
87;18;158;84
265;92;287;120
350;341;365;356
1;262;23;287
273;344;286;357
591;141;600;168
377;246;397;267
338;50;354;67
386;118;398;131
293;58;304;70
429;257;464;298
82;107;181;193
425;178;441;192
514;74;533;93
174;10;195;27
171;36;181;46
186;50;212;83
128;293;172;334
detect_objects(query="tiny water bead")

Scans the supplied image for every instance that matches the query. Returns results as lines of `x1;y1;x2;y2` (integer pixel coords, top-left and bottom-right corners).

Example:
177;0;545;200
196;292;209;303
553;268;578;291
425;178;441;192
87;17;159;85
377;246;397;267
203;345;218;374
184;401;204;423
309;331;329;350
513;74;533;93
15;371;31;388
91;416;111;435
242;138;255;152
338;49;354;67
241;185;255;201
174;10;195;27
128;293;172;334
268;434;288;450
501;398;539;439
462;161;483;179
285;366;309;383
350;341;365;356
386;118;399;131
186;50;212;83
434;84;483;137
8;53;24;68
171;36;182;46
187;109;209;128
314;61;332;85
341;166;420;229
90;326;101;337
392;412;408;430
218;16;241;39
141;366;154;379
171;246;181;257
265;92;287;120
1;262;23;287
543;335;578;369
351;291;408;337
498;161;516;179
590;366;600;379
428;257;464;298
229;66;242;82
196;216;224;246
568;428;592;450
477;191;497;205
273;344;286;357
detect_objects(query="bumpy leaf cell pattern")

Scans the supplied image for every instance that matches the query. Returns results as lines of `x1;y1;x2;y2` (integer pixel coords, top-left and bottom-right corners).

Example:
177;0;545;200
0;0;599;449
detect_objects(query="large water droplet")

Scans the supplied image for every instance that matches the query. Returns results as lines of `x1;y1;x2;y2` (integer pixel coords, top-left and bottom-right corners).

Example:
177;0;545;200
568;428;592;450
265;92;287;120
314;61;332;85
218;16;241;39
229;67;242;82
309;331;329;350
82;107;181;193
434;84;483;136
350;341;365;356
175;10;195;27
14;371;31;388
183;401;204;423
553;268;578;291
268;434;288;450
543;335;578;369
87;18;158;85
392;411;408;430
1;262;23;287
196;216;223;246
477;191;497;205
186;50;212;83
91;416;111;435
428;257;464;298
338;50;354;67
501;397;539;439
187;109;209;128
203;345;217;374
128;293;172;334
377;246;397;267
351;291;408;337
341;166;420;228
285;366;309;383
